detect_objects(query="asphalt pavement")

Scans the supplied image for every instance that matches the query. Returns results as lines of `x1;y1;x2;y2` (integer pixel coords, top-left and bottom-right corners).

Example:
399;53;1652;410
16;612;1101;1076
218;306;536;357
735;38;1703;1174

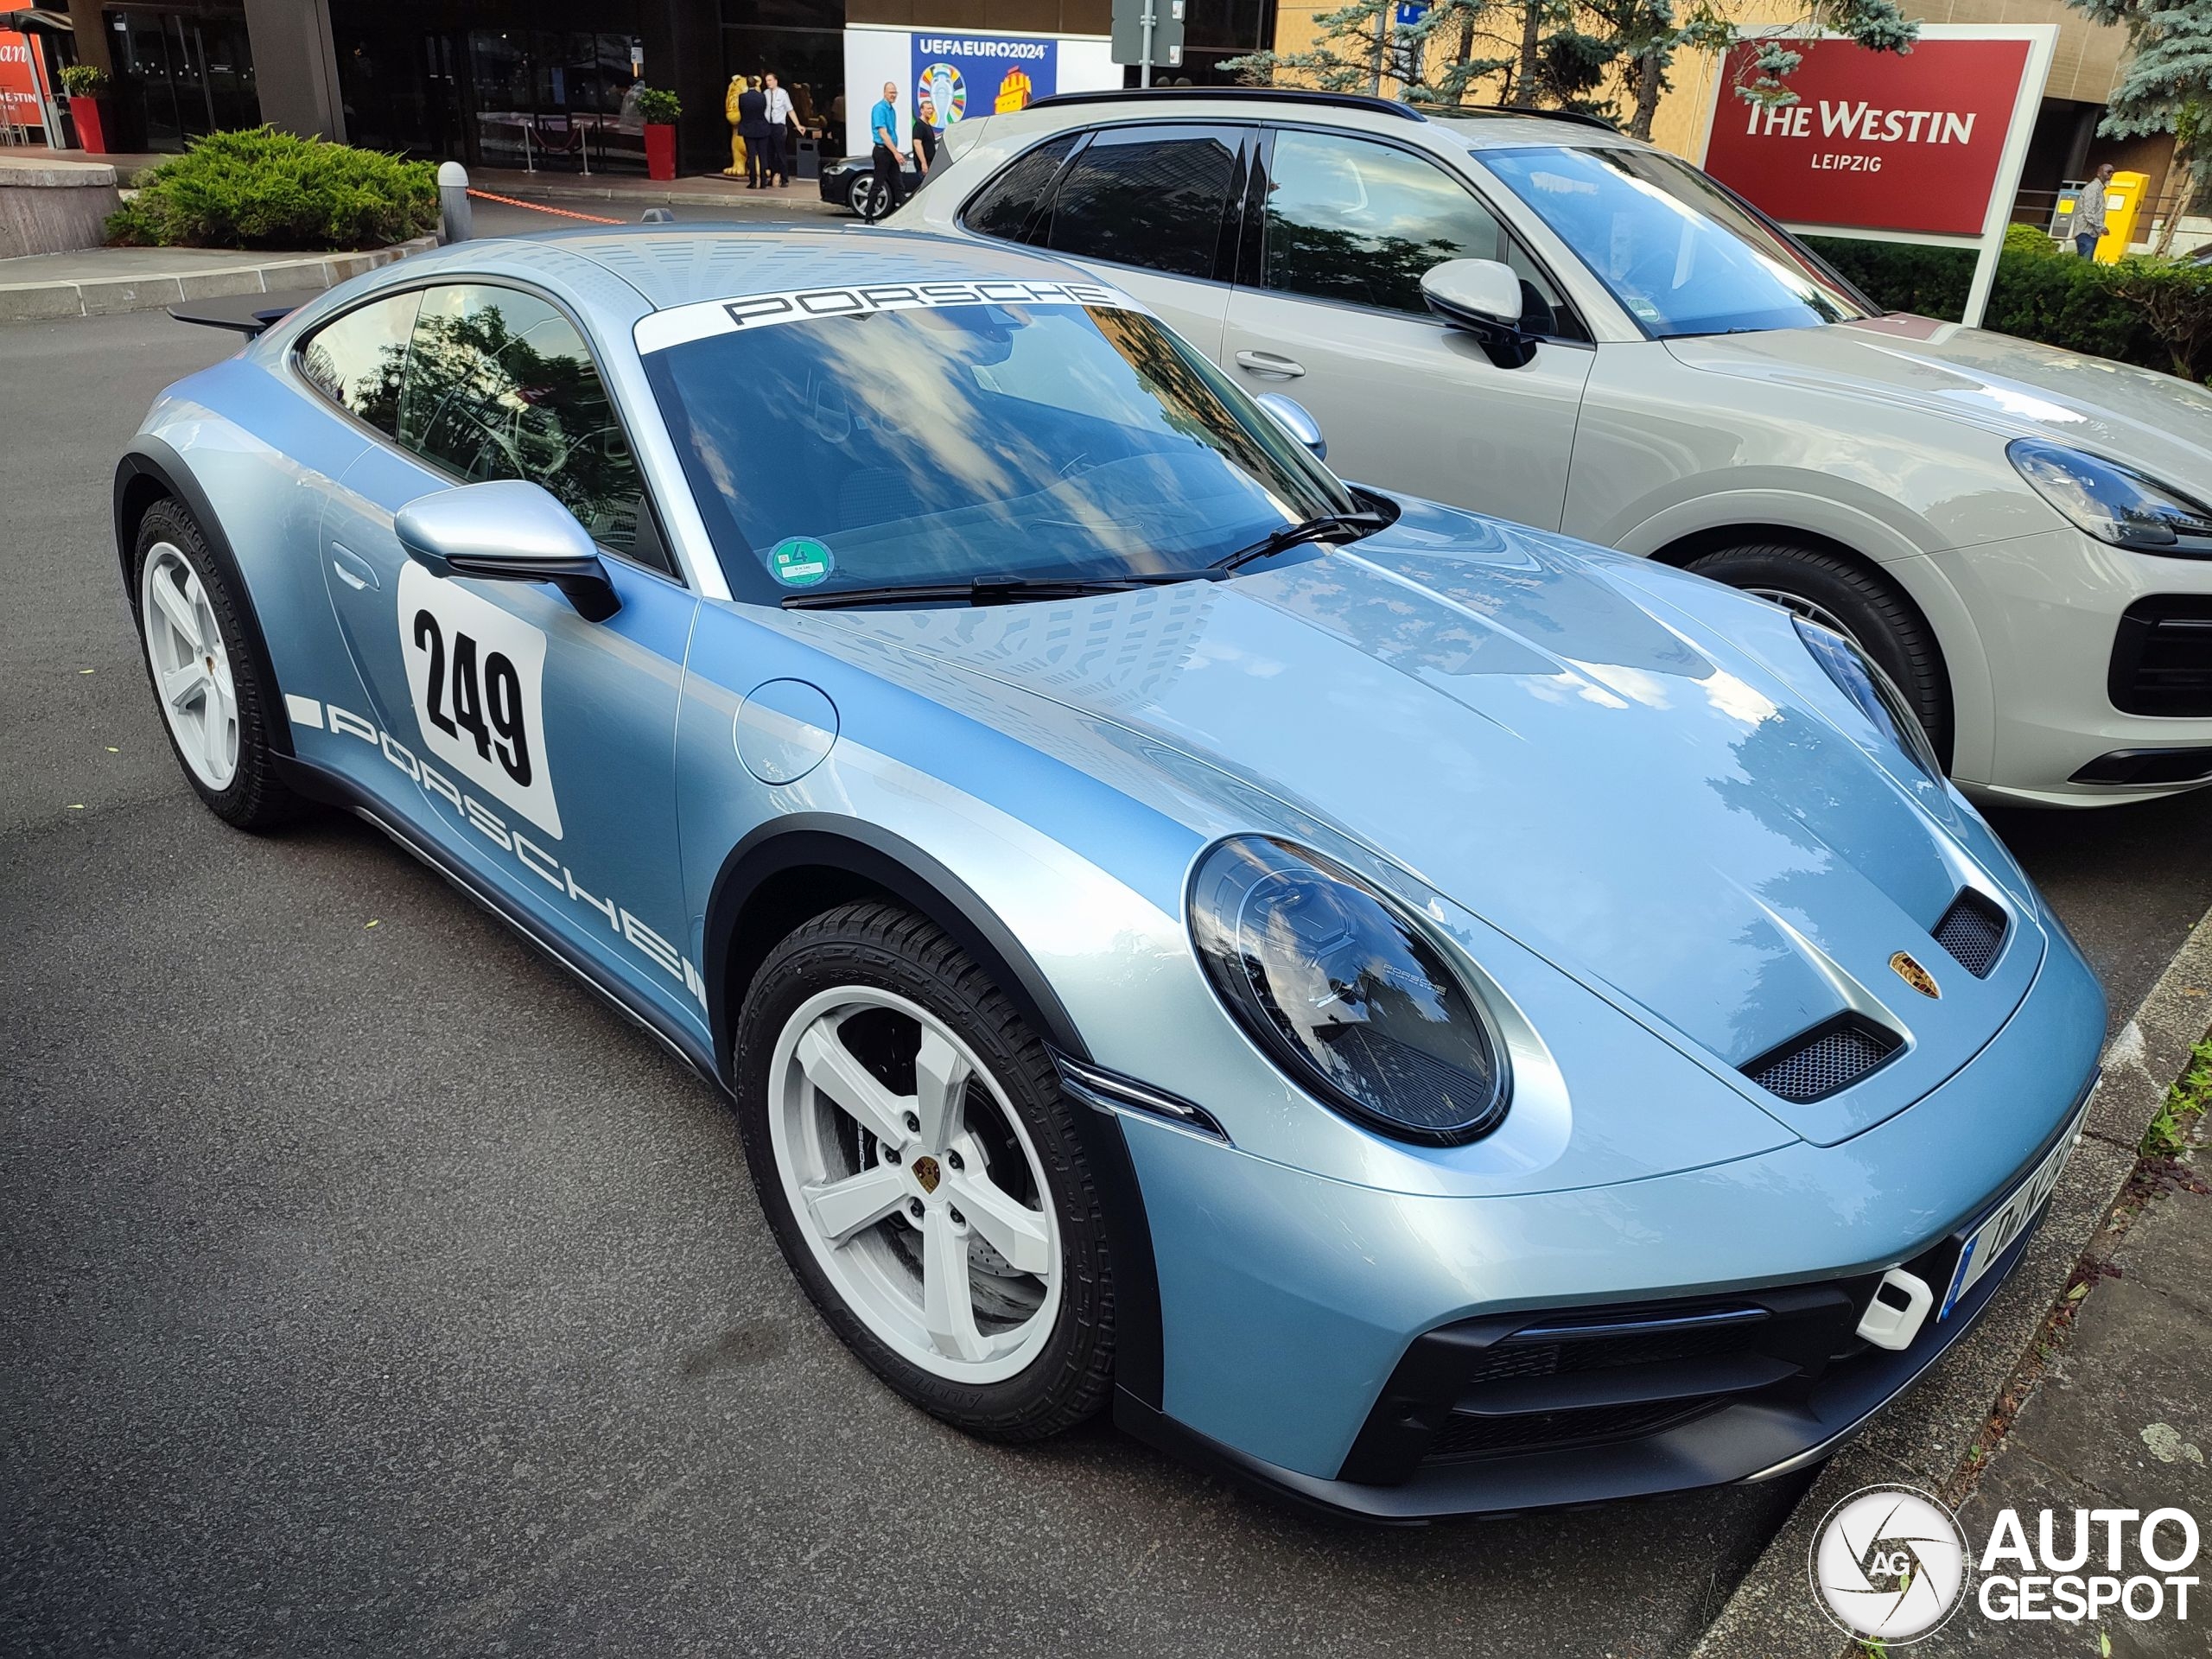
3;304;2209;1659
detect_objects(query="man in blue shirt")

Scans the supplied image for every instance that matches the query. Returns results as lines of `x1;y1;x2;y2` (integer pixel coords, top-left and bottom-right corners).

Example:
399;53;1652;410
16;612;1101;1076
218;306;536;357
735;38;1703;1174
867;81;908;221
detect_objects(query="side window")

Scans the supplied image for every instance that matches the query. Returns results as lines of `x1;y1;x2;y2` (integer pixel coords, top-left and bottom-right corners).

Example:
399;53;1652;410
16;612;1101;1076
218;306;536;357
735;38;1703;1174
297;290;423;435
961;134;1077;245
1261;130;1588;340
1044;126;1240;280
396;284;649;558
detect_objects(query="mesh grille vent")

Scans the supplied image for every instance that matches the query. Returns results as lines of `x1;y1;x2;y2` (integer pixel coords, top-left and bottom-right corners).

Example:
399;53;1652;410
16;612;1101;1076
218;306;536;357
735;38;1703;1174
1425;1400;1718;1463
1932;891;2007;979
1745;1018;1901;1103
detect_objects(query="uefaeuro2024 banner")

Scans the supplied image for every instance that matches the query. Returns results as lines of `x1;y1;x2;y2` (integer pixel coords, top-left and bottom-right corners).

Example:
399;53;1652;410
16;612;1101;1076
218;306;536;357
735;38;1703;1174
911;33;1056;132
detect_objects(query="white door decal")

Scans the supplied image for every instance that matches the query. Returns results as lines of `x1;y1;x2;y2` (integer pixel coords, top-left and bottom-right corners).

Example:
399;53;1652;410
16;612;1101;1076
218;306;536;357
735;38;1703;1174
397;560;563;840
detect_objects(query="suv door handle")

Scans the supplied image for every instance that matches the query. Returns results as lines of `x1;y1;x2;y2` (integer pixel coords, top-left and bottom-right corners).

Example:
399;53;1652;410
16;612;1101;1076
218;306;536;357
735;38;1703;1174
1235;351;1306;378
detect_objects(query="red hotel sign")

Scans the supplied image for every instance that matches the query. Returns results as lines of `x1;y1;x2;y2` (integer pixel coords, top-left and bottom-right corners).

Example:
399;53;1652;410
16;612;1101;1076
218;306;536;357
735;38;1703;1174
0;32;46;132
1700;37;2033;236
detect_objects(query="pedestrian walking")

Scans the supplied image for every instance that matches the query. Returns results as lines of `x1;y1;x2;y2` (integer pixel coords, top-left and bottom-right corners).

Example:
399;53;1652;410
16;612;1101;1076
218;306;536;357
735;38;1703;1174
912;102;938;190
739;76;772;189
868;80;908;220
2075;162;2114;258
762;73;796;187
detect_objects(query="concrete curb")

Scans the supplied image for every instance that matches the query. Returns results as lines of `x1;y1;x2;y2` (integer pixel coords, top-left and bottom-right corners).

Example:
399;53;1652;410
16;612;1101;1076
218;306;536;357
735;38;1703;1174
1688;904;2212;1659
0;233;441;324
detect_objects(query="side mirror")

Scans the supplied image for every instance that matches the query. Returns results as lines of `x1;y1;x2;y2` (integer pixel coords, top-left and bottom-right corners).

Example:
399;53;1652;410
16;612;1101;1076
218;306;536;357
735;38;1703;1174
395;480;620;622
1254;392;1326;461
1421;258;1537;370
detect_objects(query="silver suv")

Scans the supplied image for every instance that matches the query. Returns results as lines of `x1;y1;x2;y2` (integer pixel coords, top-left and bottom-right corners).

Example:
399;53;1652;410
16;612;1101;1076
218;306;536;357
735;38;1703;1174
904;88;2212;808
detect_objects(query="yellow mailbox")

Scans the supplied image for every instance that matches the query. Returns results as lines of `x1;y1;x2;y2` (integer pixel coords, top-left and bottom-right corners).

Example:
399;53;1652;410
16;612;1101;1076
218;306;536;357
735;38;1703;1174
2094;170;2149;263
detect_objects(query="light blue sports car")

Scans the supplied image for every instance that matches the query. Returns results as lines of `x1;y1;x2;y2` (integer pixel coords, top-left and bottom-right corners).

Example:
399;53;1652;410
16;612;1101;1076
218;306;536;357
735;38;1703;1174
121;227;2104;1520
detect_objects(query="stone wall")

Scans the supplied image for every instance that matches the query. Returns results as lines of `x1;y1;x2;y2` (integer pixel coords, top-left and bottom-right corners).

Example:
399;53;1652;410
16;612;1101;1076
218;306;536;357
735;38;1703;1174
0;158;122;259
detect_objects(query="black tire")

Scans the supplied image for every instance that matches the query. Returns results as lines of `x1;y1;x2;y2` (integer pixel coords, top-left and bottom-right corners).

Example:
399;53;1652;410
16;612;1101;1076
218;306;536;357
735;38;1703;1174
1687;540;1953;762
733;900;1116;1440
130;497;307;831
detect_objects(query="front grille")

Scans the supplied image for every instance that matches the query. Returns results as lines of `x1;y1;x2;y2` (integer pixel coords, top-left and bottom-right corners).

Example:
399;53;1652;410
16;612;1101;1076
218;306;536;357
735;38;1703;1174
1931;890;2007;978
1461;1320;1763;1386
1744;1015;1902;1103
1425;1399;1718;1463
2110;597;2212;717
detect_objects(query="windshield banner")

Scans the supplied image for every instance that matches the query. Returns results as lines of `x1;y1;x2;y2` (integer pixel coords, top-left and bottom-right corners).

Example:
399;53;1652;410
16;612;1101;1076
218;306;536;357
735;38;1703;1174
1700;36;2034;237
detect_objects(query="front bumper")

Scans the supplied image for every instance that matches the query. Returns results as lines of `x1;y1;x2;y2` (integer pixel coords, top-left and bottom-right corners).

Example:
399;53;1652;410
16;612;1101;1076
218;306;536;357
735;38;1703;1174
1923;527;2212;805
1111;915;2105;1519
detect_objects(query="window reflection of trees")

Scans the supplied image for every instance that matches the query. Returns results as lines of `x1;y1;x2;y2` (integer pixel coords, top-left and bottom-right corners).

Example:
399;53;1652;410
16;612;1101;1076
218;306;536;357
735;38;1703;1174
393;300;642;553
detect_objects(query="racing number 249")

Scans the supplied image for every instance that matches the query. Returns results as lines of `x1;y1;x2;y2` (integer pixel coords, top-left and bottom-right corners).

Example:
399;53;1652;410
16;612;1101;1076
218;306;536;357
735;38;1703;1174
412;608;532;785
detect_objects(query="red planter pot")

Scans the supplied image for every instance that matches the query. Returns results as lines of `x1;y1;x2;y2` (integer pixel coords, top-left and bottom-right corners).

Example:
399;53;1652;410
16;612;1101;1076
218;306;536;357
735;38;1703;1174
645;123;676;181
71;95;109;155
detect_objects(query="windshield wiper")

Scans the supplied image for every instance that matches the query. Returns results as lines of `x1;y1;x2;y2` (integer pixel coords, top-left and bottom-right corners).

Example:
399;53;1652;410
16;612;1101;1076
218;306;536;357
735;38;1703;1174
1214;510;1390;574
781;573;1198;610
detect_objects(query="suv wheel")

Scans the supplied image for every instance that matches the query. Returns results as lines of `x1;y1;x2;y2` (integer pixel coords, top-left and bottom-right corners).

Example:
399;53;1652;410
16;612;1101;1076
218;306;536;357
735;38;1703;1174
1688;541;1952;761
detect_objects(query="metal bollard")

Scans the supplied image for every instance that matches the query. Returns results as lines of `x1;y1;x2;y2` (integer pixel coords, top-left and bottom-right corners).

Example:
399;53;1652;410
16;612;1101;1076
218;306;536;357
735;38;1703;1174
438;161;473;245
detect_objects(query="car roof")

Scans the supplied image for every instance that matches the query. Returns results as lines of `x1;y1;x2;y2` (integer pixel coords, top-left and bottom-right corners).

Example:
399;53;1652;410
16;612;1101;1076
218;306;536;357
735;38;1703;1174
375;225;1110;318
977;90;1645;155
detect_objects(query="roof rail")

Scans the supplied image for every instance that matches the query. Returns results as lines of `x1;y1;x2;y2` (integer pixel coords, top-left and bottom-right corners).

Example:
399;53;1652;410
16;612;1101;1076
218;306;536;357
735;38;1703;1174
1022;87;1427;124
1425;103;1619;134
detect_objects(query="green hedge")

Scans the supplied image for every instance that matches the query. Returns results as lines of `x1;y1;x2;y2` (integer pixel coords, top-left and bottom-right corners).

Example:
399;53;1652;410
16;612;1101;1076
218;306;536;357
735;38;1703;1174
1802;226;2207;383
107;128;436;252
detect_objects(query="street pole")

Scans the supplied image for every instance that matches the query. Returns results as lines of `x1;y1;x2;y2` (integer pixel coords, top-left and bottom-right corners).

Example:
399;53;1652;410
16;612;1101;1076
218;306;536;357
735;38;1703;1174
1370;5;1388;97
1141;0;1155;87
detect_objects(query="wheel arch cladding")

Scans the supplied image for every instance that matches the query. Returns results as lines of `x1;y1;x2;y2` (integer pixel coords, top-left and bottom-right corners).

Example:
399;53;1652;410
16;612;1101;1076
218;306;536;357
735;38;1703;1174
112;442;296;758
702;816;1166;1408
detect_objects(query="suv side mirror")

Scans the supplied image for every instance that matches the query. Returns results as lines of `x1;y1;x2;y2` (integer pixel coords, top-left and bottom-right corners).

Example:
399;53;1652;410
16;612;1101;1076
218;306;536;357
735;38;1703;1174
395;480;621;622
1421;258;1538;371
1254;392;1326;461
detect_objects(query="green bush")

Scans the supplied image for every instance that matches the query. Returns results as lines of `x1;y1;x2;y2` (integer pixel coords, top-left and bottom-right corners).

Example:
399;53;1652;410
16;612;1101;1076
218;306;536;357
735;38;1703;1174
105;127;436;252
1802;228;2209;381
60;64;109;99
635;86;681;124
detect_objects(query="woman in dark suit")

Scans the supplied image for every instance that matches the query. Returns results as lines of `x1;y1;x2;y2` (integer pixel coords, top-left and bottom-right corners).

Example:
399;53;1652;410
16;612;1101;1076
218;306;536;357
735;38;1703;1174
737;77;771;189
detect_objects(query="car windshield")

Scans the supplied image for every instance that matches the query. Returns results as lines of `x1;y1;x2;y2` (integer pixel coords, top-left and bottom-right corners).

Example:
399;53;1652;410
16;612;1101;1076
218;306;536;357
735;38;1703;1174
642;297;1355;603
1480;145;1873;338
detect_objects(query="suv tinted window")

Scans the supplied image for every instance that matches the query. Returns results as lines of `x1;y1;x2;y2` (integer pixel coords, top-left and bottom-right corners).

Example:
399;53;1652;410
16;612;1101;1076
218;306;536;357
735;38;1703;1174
297;291;422;434
961;134;1077;244
396;284;647;556
1045;127;1239;280
1262;130;1586;339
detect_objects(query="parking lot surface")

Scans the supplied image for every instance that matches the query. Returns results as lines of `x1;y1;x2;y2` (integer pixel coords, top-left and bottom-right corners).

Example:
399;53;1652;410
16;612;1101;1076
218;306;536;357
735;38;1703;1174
4;305;2207;1659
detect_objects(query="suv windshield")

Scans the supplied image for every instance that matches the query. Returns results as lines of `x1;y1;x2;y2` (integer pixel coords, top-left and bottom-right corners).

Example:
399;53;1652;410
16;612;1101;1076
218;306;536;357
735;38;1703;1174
642;298;1354;603
1480;145;1872;338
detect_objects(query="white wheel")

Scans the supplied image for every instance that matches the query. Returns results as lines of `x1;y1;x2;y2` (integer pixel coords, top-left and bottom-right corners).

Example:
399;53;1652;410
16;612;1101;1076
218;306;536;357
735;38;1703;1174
141;539;239;791
766;985;1062;1384
849;175;884;221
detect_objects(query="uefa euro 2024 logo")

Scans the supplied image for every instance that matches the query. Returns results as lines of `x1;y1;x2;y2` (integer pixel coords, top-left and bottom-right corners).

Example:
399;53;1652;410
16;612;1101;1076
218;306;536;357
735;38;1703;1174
1810;1484;1973;1643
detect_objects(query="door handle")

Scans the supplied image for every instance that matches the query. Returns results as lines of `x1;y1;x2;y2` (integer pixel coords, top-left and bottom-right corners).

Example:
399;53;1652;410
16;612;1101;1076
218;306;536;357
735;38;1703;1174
330;543;378;591
1235;350;1306;378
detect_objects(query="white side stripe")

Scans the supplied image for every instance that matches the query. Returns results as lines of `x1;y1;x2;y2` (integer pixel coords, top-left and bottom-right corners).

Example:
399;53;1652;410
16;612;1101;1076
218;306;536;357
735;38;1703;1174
284;694;324;729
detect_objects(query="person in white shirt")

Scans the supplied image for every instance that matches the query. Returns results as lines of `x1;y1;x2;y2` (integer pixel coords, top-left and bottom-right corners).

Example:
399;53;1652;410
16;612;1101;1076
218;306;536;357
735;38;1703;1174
761;73;797;188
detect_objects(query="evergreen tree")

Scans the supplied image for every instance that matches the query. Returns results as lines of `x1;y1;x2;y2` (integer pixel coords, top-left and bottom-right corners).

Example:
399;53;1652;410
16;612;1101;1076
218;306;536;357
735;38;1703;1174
1226;0;1914;140
2069;0;2212;249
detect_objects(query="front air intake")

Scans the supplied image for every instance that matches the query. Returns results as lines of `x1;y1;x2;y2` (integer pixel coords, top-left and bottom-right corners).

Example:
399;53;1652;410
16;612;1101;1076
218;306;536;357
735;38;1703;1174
1931;889;2007;979
1743;1014;1903;1103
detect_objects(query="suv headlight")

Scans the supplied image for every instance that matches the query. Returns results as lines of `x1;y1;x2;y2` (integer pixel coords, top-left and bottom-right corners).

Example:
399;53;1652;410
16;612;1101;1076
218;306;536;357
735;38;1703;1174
2008;439;2212;554
1188;836;1509;1145
1794;617;1945;785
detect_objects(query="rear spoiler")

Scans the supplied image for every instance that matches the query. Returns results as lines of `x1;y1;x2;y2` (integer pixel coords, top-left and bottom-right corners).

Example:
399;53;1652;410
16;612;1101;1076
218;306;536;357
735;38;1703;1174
166;290;317;339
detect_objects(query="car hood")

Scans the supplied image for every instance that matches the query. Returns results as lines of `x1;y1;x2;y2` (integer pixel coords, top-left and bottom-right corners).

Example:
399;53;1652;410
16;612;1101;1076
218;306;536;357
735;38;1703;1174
816;504;2046;1146
1667;315;2212;491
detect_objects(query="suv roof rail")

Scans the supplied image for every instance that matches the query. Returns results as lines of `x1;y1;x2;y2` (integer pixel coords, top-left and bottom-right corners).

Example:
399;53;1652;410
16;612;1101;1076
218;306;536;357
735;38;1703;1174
1022;87;1427;124
1427;103;1619;133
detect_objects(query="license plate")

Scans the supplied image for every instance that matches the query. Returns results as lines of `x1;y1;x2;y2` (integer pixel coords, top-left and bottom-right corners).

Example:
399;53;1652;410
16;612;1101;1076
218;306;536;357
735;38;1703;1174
1938;1107;2086;1319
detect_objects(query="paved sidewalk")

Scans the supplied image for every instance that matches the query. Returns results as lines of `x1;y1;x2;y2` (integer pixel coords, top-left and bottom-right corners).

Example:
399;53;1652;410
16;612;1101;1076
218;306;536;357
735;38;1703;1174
0;236;439;323
467;166;843;215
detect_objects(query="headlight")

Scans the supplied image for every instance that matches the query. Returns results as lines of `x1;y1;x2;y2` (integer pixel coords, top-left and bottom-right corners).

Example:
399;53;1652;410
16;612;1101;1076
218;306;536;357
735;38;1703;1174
2008;439;2212;554
1188;836;1508;1145
1794;617;1945;785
